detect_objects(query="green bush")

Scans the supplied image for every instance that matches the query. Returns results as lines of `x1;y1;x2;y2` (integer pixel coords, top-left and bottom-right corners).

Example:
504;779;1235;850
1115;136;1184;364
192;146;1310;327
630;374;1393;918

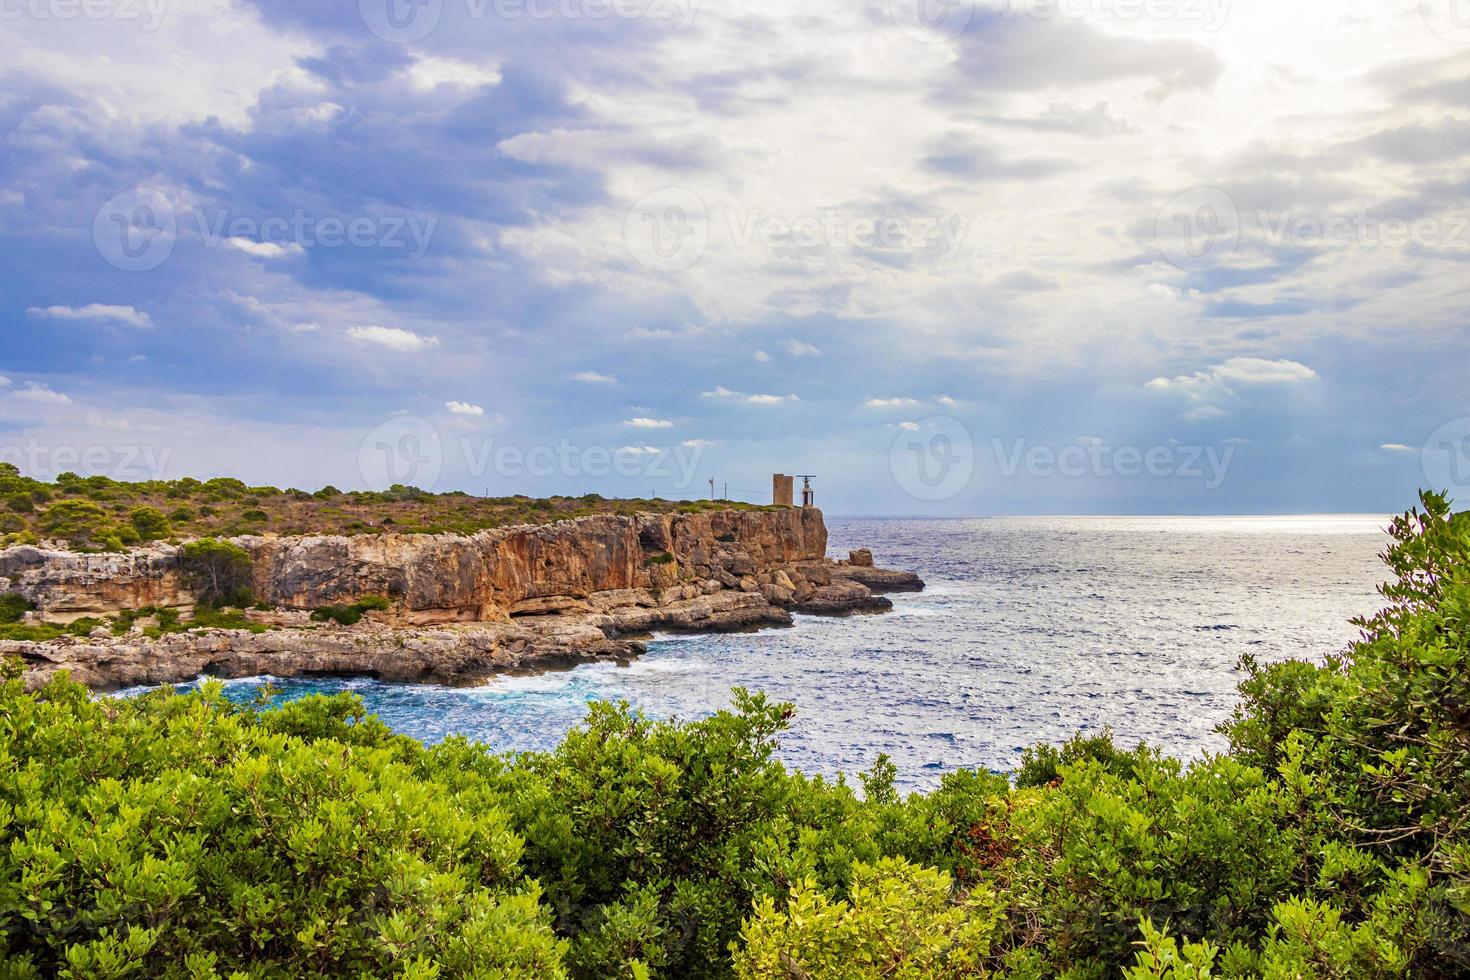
0;592;34;624
179;538;255;608
37;499;112;547
128;505;171;541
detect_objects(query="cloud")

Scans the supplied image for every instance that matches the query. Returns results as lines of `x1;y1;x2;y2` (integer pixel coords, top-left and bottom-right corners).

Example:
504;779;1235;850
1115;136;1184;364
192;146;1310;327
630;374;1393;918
346;326;439;351
617;445;663;454
226;238;305;260
1379;443;1416;453
682;438;719;447
936;395;961;408
27;304;152;328
702;387;799;405
866;397;921;409
445;401;485;416
898;421;920;431
752;350;770;363
0;375;9;387
624;417;673;428
1147;358;1318;398
570;371;616;383
1182;404;1227;420
11;384;71;405
950;12;1224;96
784;339;820;357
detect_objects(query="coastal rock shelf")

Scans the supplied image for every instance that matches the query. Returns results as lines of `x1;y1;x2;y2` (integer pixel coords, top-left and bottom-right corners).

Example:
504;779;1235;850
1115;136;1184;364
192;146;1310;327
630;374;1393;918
0;507;923;691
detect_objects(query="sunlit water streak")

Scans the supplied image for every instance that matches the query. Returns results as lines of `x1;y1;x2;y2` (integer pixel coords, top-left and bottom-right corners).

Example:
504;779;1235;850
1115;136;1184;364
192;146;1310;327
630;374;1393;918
122;516;1390;791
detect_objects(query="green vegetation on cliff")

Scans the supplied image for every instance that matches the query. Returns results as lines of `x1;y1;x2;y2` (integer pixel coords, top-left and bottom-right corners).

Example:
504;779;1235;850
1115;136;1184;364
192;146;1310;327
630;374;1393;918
0;465;774;551
0;491;1467;978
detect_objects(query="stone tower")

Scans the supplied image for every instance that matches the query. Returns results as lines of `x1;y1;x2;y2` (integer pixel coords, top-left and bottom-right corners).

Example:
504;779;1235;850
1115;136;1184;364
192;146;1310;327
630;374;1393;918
772;473;794;507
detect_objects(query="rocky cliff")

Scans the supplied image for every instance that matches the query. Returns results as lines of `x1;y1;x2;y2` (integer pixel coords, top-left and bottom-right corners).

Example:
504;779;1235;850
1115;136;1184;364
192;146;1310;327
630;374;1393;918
1;507;923;691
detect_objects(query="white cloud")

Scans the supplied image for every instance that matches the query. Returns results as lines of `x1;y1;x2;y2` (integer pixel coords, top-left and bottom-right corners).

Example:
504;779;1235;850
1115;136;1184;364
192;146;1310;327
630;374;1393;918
571;371;616;383
346;326;439;351
624;417;673;428
27;304;152;328
1182;404;1227;420
683;438;719;447
1380;443;1416;453
617;445;663;455
0;375;9;387
898;421;920;431
866;397;921;409
1149;358;1318;397
446;401;485;416
753;350;770;362
226;238;304;259
11;383;71;405
936;395;961;408
703;387;798;405
784;339;820;357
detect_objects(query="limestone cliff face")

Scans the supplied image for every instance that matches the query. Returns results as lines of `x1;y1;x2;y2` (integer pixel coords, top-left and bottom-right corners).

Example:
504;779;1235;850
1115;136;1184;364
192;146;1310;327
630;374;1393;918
0;507;830;622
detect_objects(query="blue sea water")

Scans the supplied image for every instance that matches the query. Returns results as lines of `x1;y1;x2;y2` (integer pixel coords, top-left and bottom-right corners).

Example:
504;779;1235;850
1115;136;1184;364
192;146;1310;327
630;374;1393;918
139;516;1391;791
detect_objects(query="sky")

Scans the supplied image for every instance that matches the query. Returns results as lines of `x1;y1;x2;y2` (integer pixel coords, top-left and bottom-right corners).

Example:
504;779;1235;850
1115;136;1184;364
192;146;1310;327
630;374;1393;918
1;0;1468;515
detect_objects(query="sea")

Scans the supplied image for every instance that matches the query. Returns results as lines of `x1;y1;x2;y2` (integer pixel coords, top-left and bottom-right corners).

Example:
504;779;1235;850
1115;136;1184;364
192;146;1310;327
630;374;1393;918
125;516;1392;791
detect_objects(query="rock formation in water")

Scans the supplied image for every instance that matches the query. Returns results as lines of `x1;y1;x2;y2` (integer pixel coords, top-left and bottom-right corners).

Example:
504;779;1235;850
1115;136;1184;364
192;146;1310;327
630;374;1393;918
0;508;922;690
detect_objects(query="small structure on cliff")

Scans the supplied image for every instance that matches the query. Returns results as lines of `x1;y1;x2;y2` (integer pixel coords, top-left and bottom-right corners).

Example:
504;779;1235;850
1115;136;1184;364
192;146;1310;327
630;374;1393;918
772;474;816;508
772;474;794;507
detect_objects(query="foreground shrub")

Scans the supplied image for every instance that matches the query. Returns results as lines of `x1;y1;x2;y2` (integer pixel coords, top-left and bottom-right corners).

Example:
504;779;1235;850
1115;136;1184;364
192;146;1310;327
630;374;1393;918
0;669;566;978
733;858;997;979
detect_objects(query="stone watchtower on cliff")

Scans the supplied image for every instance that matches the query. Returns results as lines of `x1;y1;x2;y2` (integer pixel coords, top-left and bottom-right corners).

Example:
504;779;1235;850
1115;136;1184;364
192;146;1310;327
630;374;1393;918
772;474;795;507
772;474;815;508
